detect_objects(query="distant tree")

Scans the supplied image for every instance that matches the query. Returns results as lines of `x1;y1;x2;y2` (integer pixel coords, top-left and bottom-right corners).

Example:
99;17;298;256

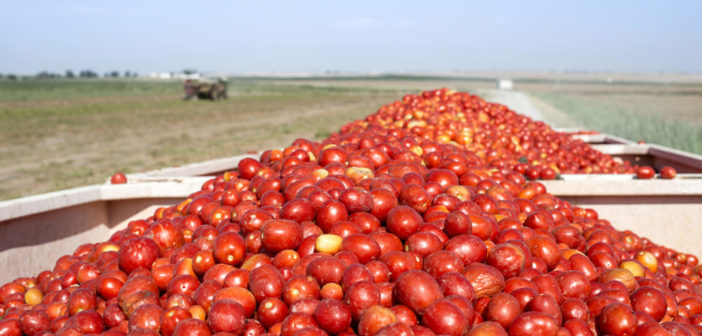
124;71;131;78
110;70;120;78
79;70;98;78
132;72;138;78
183;68;197;75
0;73;4;79
8;74;17;80
37;71;62;78
65;70;75;78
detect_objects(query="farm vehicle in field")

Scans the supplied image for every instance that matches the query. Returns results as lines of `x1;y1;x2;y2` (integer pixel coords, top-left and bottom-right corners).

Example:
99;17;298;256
183;78;228;101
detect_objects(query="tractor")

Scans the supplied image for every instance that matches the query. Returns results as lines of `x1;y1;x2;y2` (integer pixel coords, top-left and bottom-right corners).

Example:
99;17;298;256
183;78;228;101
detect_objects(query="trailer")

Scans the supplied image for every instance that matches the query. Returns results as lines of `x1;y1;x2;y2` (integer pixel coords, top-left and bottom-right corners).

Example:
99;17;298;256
2;135;702;284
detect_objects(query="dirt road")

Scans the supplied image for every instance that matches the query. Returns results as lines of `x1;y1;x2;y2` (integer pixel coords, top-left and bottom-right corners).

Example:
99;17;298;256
477;89;581;129
477;89;546;121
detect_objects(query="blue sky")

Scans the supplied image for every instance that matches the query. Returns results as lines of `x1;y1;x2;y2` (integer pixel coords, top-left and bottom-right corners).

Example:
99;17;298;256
1;1;700;74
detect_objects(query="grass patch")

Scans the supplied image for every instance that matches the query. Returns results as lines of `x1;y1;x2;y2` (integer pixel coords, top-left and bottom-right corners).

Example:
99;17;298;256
0;79;180;101
535;92;702;155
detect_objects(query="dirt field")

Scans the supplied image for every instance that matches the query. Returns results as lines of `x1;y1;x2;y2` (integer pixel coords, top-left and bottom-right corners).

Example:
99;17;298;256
0;80;407;200
1;75;701;200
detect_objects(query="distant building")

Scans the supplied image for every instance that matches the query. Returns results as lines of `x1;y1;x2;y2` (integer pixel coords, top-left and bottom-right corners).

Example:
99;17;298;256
148;72;173;79
148;72;201;80
496;79;514;90
173;72;201;80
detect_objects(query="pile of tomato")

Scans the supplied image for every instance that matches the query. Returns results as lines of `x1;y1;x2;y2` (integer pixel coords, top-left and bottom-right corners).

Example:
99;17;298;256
0;89;696;336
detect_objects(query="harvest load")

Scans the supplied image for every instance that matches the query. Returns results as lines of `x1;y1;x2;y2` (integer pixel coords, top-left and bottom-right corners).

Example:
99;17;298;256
0;88;697;336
